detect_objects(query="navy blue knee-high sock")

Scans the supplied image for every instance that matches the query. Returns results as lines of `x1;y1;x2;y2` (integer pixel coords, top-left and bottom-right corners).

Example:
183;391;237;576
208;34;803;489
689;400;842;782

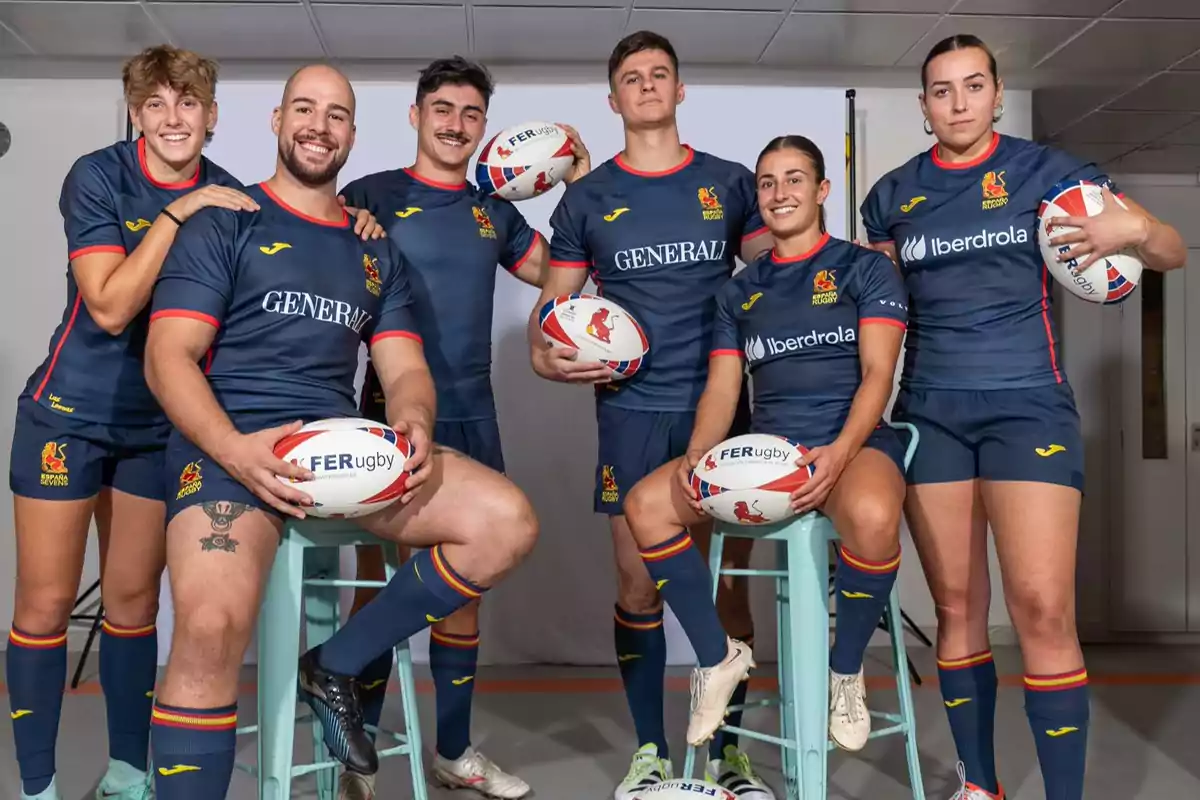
317;546;484;677
638;531;727;668
614;605;668;758
938;650;999;794
100;620;158;771
356;648;394;743
7;627;67;796
1025;668;1090;800
429;629;480;760
150;702;237;799
830;545;900;675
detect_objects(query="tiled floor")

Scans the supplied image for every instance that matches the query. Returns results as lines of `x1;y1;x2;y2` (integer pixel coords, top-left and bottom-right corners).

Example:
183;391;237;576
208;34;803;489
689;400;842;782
2;644;1199;799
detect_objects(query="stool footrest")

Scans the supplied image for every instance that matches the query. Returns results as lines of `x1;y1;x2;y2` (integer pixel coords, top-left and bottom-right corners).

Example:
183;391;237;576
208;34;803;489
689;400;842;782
717;568;788;578
302;579;389;589
716;723;797;751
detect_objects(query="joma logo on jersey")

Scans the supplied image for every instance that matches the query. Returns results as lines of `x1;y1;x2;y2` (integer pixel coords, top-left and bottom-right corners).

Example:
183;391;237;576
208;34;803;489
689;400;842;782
697;187;724;221
981;170;1008;210
743;326;856;363
899;225;1029;263
261;290;372;334
812;270;838;306
614;239;727;271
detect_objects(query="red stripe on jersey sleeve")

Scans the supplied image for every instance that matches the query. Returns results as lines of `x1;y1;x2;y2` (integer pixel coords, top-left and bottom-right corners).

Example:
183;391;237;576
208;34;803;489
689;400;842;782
370;330;423;346
150;309;220;328
710;349;743;358
550;259;590;269
69;244;125;260
506;232;542;274
860;317;906;330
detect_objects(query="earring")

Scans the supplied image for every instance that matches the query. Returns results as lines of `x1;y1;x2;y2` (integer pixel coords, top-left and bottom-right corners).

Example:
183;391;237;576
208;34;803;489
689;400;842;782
923;117;933;135
993;103;1004;123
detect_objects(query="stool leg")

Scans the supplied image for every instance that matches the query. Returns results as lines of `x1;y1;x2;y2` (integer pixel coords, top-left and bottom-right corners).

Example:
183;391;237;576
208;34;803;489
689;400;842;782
257;533;305;800
304;548;342;800
775;539;799;800
785;524;830;800
887;586;926;799
383;548;429;800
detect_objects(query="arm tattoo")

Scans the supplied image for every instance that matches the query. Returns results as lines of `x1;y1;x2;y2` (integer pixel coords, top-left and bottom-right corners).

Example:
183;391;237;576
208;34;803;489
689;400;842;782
199;500;249;552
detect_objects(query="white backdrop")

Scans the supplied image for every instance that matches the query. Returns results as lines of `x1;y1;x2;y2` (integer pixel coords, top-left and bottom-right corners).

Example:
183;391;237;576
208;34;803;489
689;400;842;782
155;80;847;666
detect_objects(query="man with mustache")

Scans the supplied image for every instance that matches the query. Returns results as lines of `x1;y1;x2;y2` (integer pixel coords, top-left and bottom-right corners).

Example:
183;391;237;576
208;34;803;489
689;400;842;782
142;63;539;799
338;55;590;800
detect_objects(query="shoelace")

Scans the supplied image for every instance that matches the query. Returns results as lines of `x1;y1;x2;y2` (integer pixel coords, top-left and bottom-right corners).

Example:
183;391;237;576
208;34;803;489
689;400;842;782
832;675;864;724
947;761;995;800
689;667;709;715
725;749;760;782
624;752;661;782
324;677;364;727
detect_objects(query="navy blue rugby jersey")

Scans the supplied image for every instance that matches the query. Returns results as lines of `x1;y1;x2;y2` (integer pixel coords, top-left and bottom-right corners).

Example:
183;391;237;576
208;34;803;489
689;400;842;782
861;132;1118;391
149;183;420;431
340;167;540;421
548;146;768;412
22;137;241;426
712;234;908;443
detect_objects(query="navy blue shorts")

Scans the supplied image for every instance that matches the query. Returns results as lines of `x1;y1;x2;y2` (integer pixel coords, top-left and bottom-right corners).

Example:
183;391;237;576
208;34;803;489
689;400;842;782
860;426;908;476
165;429;274;525
891;383;1084;490
595;399;752;515
9;397;169;502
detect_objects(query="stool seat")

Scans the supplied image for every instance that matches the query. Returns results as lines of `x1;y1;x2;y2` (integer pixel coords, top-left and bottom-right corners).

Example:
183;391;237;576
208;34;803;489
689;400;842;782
682;422;926;799
233;519;428;800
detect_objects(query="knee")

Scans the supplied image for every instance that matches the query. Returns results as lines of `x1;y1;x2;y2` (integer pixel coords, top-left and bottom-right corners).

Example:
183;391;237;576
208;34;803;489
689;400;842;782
101;578;162;627
616;566;660;615
932;582;989;631
841;497;901;557
1008;590;1076;644
622;480;656;531
13;581;77;633
171;603;254;676
472;484;539;567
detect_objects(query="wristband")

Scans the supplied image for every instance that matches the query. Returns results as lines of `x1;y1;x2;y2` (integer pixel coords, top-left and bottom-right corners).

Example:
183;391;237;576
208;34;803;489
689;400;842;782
162;208;183;226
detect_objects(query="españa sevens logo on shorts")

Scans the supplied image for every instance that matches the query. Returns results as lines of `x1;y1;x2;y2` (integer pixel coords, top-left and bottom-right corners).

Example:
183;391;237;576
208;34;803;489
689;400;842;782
600;465;619;505
177;460;203;500
39;442;69;488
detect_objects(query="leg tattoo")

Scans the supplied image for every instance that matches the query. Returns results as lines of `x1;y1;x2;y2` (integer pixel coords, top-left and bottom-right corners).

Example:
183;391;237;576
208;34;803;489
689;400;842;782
199;501;248;552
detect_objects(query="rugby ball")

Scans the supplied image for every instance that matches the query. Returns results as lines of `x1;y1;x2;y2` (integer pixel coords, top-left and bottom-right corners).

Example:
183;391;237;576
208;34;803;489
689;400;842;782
631;779;735;799
690;434;814;526
539;292;650;379
273;418;415;519
1038;179;1143;304
476;120;573;201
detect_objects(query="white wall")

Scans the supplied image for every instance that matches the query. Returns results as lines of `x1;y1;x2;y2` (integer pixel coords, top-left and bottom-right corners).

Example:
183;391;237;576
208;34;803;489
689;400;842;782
0;76;1031;658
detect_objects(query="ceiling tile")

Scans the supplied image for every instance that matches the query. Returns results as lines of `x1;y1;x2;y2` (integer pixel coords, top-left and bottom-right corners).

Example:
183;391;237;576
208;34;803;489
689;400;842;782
1032;82;1141;137
472;0;623;5
627;10;783;64
896;15;1090;70
1051;110;1198;143
1043;141;1141;166
151;2;324;60
1159;116;1200;144
0;21;33;56
1108;0;1200;19
1038;19;1200;73
1108;72;1200;111
0;1;161;57
953;0;1115;14
1106;143;1200;172
633;0;792;10
1174;50;1200;70
314;0;462;4
760;12;937;67
314;4;466;60
473;7;627;62
790;0;955;11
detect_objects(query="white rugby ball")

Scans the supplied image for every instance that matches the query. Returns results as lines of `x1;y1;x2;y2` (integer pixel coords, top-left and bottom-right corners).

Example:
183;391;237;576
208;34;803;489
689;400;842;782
476;120;573;201
1038;179;1143;304
273;419;414;519
631;779;735;799
690;433;813;526
539;292;649;379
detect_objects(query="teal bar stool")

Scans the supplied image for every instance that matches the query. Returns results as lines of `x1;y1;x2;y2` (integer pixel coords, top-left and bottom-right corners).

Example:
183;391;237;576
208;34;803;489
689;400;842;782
233;518;428;800
682;422;925;800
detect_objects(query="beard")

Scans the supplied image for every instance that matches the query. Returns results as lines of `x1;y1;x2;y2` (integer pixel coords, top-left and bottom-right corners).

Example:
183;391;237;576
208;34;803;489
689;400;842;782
279;137;347;188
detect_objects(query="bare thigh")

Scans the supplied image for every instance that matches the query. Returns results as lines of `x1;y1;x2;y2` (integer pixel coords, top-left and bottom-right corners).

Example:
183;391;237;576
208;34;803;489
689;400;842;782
11;495;96;633
158;502;282;708
904;480;992;657
822;446;905;561
95;487;166;627
982;480;1082;674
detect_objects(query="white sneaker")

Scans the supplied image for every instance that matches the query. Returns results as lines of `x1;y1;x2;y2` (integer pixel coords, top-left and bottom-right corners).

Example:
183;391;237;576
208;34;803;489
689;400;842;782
705;745;776;798
338;771;375;800
687;638;756;746
614;743;673;800
828;667;870;751
432;746;531;799
949;761;1006;799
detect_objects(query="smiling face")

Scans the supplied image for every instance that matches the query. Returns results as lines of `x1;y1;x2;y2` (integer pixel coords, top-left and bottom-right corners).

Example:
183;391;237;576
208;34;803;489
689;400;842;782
920;45;1003;151
410;82;487;173
608;47;684;128
755;146;829;240
272;65;356;188
130;83;215;169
